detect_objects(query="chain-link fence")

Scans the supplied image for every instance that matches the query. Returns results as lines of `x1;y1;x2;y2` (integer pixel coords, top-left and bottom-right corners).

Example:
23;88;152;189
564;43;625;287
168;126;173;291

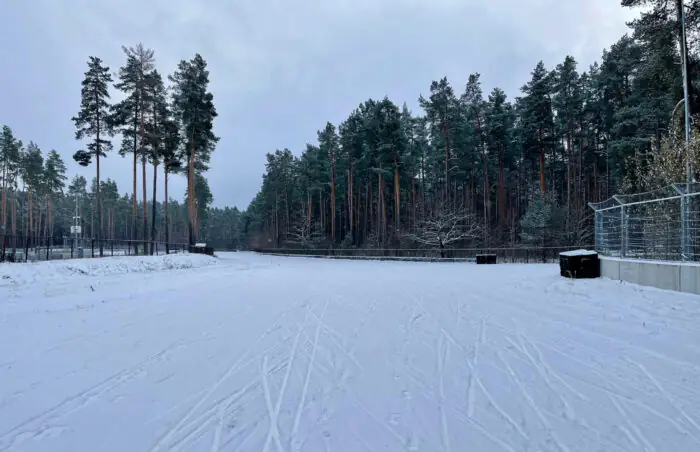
589;183;700;261
0;235;190;263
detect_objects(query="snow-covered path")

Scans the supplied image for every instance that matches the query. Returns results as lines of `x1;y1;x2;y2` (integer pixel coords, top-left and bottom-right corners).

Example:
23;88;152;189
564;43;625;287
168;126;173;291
1;252;700;451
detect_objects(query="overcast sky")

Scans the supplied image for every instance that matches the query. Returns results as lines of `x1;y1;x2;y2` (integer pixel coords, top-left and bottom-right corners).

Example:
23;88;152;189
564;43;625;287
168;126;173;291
1;0;637;209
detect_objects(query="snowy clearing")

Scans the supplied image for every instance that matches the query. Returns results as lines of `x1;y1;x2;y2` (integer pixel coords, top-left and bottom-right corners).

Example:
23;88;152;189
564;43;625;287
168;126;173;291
1;252;700;451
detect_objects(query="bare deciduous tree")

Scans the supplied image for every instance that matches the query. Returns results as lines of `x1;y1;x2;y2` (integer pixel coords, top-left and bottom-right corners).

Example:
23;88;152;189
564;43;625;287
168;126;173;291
287;207;322;249
406;207;481;257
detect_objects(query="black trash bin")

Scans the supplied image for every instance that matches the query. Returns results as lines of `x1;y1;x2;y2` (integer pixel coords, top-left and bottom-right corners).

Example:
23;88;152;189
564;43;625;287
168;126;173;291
560;250;600;278
476;254;497;264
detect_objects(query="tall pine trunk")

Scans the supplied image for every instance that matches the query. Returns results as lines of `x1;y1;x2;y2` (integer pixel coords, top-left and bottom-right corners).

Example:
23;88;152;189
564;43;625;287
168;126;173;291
394;151;400;234
28;190;33;246
498;146;505;225
411;161;416;231
1;162;6;245
11;191;16;256
151;163;158;255
164;168;170;254
188;130;196;246
349;162;353;242
132;107;139;253
442;112;451;205
539;127;546;193
97;151;103;256
142;157;147;249
330;147;336;243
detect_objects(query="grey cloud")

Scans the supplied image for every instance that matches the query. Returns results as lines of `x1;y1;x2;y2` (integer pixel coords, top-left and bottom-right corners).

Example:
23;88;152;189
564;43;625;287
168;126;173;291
1;0;635;209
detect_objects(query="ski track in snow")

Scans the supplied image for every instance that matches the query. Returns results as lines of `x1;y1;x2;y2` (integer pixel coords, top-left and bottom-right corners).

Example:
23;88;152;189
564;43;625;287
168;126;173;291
1;252;700;451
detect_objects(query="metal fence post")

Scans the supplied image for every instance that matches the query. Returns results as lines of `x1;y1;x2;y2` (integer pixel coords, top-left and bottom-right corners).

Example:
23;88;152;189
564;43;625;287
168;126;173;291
620;205;626;258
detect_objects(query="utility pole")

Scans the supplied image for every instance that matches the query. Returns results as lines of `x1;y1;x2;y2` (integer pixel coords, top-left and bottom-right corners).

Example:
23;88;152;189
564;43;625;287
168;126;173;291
681;0;692;179
681;0;693;260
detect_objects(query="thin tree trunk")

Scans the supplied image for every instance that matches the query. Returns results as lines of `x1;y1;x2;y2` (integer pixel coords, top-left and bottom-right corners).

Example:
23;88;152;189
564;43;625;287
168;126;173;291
442;113;451;205
412;162;416;231
539;127;546;193
330;147;336;243
165;168;170;254
151;163;158;255
132;107;139;252
97;152;103;256
188;130;196;246
11;191;16;256
44;195;49;240
498;146;505;226
349;163;354;241
394;151;400;234
1;162;6;241
28;190;33;243
142;157;148;249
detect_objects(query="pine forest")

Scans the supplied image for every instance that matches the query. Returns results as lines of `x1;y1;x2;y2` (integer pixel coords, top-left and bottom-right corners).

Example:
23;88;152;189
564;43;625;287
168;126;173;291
1;1;699;256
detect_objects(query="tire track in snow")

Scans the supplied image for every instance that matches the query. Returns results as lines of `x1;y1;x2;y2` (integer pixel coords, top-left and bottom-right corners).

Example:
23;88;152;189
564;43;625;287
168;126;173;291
167;362;282;451
625;356;700;445
0;341;186;451
466;319;484;418
514;328;589;402
149;301;300;452
262;313;307;452
609;394;657;452
398;361;518;452
404;289;529;443
505;334;700;439
507;332;576;420
496;350;572;452
305;306;364;372
436;333;451;452
290;300;328;452
210;404;224;452
261;356;286;452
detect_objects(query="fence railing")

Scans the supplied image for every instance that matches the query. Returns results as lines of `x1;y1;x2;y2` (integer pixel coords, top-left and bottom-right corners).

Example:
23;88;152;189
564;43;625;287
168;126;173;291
589;183;700;261
253;246;592;263
0;235;190;263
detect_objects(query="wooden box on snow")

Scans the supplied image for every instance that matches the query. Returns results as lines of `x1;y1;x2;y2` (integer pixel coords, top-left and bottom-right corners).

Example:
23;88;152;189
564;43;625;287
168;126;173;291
560;250;599;278
476;254;497;264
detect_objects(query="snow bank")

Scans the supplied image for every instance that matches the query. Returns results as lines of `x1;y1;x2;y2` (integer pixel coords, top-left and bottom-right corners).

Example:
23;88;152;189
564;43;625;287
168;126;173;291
0;253;218;286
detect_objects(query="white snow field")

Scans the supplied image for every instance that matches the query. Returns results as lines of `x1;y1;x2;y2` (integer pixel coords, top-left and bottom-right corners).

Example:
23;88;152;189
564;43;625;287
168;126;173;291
1;252;700;452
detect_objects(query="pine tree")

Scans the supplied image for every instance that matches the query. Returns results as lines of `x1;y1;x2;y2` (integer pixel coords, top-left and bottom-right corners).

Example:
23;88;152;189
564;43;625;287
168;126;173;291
520;61;555;194
21;142;44;242
0;126;21;253
169;54;219;245
317;123;339;242
44;150;67;237
553;55;582;208
144;69;169;254
72;56;114;257
419;78;458;202
112;44;155;252
485;88;515;231
161;118;182;253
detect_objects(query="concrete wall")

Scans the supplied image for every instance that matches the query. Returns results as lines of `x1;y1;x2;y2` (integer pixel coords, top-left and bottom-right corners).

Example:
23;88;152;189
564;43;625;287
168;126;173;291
600;257;700;295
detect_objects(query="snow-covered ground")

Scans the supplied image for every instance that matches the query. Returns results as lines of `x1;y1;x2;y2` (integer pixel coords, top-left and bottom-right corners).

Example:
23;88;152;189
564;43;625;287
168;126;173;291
1;252;699;452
